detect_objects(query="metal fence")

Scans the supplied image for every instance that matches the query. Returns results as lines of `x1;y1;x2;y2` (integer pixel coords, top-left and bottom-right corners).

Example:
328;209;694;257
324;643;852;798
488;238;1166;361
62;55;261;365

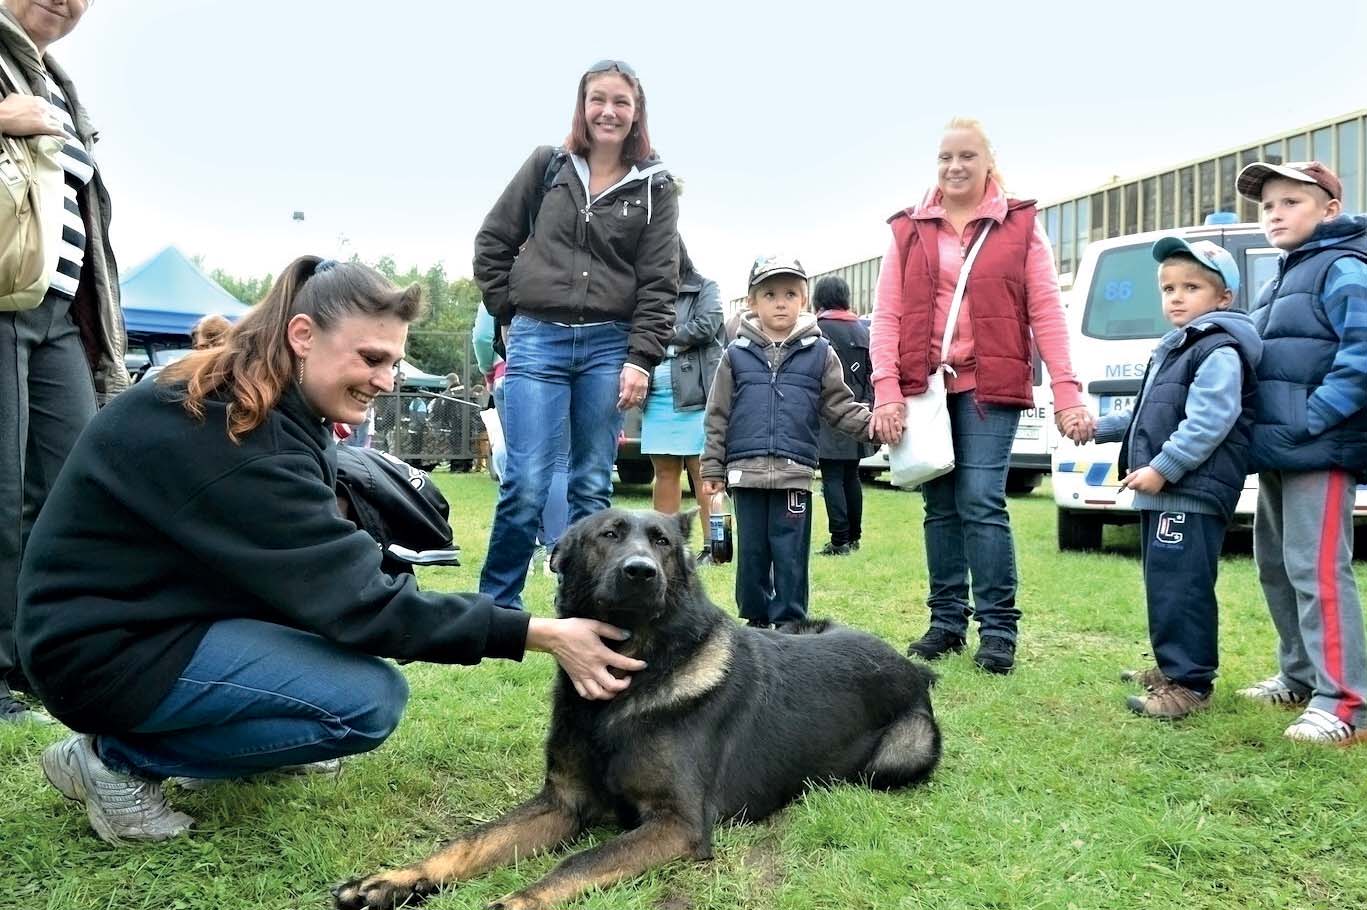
369;332;486;470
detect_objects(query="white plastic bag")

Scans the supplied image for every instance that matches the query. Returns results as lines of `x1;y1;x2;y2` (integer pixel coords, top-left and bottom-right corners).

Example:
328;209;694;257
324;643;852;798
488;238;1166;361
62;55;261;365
888;372;954;488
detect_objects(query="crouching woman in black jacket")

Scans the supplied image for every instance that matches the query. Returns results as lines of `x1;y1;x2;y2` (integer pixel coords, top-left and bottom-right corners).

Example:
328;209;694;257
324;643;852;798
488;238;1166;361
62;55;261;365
18;257;644;846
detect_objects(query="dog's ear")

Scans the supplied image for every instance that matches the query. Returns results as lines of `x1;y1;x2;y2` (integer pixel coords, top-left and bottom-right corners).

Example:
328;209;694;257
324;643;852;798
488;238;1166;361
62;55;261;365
675;508;699;542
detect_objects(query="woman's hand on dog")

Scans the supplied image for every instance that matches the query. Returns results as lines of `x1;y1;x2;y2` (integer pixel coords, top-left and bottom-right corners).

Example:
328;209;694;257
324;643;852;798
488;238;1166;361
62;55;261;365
526;618;647;700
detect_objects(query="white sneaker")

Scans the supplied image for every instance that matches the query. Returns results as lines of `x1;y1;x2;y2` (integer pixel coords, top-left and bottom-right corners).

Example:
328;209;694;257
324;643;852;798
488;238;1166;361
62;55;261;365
41;734;195;845
1236;675;1310;707
1284;707;1365;745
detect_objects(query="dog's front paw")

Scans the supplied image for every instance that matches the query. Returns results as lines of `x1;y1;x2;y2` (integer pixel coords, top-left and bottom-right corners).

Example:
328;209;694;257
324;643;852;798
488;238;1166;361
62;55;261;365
332;870;439;909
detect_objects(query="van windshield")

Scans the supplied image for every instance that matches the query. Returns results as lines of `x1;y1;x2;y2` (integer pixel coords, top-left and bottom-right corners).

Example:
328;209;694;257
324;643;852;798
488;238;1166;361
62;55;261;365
1082;244;1165;340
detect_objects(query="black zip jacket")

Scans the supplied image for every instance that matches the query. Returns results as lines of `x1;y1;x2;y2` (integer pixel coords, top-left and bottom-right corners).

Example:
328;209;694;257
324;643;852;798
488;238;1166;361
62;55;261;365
17;379;530;733
473;146;679;371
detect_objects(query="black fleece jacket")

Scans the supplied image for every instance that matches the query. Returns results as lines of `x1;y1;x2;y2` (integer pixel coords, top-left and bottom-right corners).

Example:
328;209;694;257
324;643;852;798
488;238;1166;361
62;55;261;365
472;146;679;370
18;379;530;733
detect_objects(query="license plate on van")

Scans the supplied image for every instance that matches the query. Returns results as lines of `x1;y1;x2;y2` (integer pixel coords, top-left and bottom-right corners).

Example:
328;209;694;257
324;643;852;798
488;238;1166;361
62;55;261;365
1100;395;1135;415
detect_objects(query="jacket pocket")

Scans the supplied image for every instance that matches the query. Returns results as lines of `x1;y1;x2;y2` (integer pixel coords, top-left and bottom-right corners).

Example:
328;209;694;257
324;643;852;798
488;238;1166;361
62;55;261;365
599;196;647;249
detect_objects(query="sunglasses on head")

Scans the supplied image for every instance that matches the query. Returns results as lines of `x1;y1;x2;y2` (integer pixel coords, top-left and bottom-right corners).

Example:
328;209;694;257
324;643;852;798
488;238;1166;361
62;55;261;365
585;59;638;79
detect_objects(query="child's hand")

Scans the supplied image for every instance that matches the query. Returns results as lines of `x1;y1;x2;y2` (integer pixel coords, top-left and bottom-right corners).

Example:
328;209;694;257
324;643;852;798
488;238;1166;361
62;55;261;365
701;480;725;498
1118;466;1166;494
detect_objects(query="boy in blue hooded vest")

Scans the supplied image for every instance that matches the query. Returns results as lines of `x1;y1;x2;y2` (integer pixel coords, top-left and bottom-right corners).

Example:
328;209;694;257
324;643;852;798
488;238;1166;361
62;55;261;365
1092;239;1262;720
1232;161;1367;745
701;255;876;627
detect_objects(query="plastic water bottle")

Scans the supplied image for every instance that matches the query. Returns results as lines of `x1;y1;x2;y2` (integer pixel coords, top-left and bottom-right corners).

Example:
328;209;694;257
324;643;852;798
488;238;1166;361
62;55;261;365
708;491;733;564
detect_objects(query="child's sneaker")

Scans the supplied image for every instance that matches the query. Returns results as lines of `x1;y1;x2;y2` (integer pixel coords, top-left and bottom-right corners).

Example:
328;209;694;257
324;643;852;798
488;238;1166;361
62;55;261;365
1284;707;1366;746
818;541;851;556
1236;675;1310;707
1126;682;1211;720
1120;666;1169;689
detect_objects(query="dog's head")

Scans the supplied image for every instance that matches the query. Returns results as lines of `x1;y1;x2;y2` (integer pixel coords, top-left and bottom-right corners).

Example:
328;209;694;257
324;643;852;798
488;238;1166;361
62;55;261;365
550;508;698;628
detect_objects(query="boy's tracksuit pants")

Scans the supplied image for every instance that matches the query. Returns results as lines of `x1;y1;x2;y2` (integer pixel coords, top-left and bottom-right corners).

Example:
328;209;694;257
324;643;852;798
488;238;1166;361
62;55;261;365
733;488;812;626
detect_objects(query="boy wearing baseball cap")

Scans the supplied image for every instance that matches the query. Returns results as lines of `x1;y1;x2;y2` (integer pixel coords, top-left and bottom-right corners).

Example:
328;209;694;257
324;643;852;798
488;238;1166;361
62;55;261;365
1233;160;1367;744
700;255;876;627
1091;238;1262;719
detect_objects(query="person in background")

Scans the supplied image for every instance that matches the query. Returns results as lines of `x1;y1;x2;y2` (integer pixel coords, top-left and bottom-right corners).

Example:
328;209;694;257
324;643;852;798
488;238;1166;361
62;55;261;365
473;59;678;608
19;257;645;845
814;275;874;556
641;238;723;559
870;116;1093;675
190;313;232;351
1;0;125;724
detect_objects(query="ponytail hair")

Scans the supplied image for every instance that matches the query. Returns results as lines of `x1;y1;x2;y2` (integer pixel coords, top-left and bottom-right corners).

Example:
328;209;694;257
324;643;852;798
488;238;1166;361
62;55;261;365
161;256;425;442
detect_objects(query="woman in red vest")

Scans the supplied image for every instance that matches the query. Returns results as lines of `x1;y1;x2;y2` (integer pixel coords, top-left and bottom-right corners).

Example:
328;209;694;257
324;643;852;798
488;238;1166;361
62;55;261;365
869;117;1094;674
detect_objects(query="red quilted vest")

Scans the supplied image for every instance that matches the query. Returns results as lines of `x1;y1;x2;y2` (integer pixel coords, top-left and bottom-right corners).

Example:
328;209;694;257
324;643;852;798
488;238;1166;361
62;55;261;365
888;199;1038;409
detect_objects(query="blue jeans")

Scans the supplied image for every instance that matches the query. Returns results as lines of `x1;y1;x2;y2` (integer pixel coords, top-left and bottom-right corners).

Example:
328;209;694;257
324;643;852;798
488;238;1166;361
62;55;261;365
96;619;409;780
480;316;628;608
493;380;570;550
920;392;1021;643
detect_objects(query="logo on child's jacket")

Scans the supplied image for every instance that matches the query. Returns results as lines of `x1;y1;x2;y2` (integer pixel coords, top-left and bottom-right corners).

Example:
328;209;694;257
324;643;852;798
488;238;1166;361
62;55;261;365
1156;511;1186;545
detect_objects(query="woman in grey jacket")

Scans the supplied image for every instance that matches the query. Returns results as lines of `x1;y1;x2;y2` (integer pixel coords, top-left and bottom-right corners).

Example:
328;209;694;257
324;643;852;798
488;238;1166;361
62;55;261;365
641;240;723;547
472;60;679;609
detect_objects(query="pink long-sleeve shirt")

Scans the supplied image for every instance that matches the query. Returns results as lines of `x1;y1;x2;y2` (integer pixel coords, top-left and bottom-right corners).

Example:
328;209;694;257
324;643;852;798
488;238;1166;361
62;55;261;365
870;182;1083;412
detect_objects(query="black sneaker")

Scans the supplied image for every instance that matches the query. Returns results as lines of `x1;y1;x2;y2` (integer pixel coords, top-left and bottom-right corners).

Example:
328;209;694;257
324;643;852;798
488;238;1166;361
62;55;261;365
744;618;775;629
906;628;966;661
849;540;861;552
974;636;1016;675
818;542;851;556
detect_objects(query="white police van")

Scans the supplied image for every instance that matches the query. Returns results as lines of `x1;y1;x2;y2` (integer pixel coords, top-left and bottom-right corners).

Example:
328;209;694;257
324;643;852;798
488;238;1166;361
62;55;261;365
1052;214;1367;550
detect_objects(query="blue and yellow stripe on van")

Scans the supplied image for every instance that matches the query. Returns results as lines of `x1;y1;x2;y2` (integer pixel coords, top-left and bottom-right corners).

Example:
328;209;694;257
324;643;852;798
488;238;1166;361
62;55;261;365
1055;461;1118;487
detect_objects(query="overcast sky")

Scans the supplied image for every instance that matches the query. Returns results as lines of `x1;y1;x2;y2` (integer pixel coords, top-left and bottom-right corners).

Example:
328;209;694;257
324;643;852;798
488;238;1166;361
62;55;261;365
55;0;1367;301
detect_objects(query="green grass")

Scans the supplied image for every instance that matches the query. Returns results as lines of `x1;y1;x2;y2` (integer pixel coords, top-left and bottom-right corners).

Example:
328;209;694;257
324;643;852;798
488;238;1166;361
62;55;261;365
4;474;1366;910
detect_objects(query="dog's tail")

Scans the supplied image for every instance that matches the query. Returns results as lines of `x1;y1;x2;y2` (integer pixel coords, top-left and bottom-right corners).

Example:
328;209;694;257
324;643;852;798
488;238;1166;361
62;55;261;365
863;708;942;790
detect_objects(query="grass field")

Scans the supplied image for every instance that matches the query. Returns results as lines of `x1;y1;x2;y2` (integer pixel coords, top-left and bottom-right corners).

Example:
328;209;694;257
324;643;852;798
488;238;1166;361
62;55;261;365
3;473;1366;910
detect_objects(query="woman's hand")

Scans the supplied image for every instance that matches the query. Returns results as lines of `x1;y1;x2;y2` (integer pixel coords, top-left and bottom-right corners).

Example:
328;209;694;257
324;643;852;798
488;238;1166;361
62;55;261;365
872;402;906;445
526;617;647;700
701;479;725;499
0;94;66;138
1118;466;1166;494
617;366;648;411
1055;405;1096;444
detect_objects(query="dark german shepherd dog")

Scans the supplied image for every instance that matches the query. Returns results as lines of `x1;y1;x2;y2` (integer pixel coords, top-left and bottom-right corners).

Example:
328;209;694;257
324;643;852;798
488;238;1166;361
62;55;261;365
334;509;940;910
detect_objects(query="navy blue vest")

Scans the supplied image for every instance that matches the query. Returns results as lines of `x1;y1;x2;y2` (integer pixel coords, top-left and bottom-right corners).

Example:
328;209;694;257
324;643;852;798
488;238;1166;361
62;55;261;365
1249;228;1367;474
1119;326;1256;520
724;336;827;467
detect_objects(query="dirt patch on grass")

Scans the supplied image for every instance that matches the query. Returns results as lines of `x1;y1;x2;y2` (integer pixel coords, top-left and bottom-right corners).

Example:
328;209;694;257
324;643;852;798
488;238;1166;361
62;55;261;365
743;838;784;892
657;893;693;910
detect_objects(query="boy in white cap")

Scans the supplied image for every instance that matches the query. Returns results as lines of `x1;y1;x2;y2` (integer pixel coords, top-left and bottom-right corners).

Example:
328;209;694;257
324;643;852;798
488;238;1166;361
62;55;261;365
1092;238;1262;719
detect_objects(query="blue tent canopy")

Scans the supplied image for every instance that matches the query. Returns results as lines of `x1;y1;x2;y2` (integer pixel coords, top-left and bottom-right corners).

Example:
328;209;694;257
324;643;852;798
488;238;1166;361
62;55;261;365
120;246;251;336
